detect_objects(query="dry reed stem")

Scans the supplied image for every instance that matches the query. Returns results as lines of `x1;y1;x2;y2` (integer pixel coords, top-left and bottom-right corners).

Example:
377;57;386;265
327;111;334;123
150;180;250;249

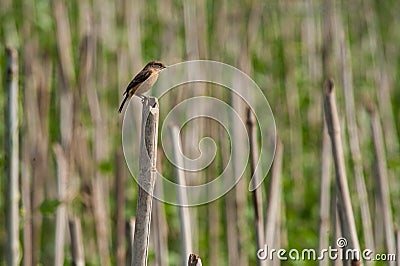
53;144;68;266
265;139;283;251
318;124;332;266
6;46;20;266
132;98;159;266
169;125;193;265
366;103;396;260
323;79;361;263
115;148;127;265
151;151;169;266
69;217;85;266
246;107;266;266
336;10;375;252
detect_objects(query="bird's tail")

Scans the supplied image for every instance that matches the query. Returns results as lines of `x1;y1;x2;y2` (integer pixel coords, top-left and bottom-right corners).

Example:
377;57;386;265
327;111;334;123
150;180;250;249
118;94;129;113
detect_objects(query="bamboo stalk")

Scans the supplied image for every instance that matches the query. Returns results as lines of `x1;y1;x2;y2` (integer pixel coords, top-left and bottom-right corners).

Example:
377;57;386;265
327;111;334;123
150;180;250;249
169;125;193;265
5;46;20;266
323;79;361;264
366;103;396;260
246;108;266;266
131;98;159;266
69;217;85;266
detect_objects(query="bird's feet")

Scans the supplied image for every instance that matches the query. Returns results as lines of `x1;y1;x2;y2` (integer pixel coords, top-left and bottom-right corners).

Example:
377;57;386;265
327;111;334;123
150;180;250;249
139;95;148;103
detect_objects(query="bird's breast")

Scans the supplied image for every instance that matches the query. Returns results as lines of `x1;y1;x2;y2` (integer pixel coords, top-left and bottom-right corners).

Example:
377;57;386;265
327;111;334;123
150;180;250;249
135;73;158;95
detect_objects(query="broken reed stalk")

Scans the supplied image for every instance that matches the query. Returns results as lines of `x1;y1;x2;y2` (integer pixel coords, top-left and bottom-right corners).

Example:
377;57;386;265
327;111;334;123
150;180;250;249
366;103;396;257
68;217;85;266
169;125;193;265
5;46;20;266
246;108;265;266
132;97;159;266
323;79;361;263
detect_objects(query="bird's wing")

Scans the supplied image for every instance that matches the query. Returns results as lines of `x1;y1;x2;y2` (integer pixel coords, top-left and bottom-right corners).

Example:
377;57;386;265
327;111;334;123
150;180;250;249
123;70;153;95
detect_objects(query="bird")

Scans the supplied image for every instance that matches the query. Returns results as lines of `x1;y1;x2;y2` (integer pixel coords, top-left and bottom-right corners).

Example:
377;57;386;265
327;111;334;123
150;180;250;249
118;61;166;113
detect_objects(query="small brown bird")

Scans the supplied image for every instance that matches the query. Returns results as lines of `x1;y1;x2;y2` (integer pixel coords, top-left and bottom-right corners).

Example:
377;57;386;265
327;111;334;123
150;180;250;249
119;61;166;113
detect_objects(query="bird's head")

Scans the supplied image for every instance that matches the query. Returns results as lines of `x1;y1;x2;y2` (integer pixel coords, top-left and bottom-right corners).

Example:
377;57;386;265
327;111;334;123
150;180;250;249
147;61;167;72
